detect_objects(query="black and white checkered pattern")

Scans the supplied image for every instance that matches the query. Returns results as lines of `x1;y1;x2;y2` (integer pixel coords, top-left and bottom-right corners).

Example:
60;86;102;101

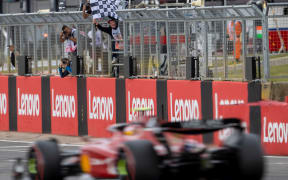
90;0;120;19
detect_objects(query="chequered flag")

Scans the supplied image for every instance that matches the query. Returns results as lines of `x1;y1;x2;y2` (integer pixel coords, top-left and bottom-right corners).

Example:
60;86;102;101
90;0;120;19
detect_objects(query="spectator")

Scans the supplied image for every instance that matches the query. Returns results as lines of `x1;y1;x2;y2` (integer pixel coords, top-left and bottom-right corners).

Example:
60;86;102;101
60;25;78;57
8;45;18;69
82;0;91;19
93;18;123;64
58;58;72;78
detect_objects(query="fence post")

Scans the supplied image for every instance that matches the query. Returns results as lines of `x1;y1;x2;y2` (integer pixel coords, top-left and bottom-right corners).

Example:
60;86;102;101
203;21;209;77
47;25;51;74
19;25;23;55
33;25;37;74
242;20;247;80
140;22;144;76
6;26;11;73
262;15;270;81
165;21;171;77
156;21;160;76
123;22;128;57
91;23;96;75
252;20;256;57
223;20;228;79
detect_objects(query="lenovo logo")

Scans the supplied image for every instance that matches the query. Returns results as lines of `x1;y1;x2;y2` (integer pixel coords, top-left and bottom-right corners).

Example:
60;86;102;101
263;116;288;144
88;90;114;120
169;93;200;122
127;91;155;121
0;93;7;115
51;89;76;118
214;93;245;141
17;88;40;116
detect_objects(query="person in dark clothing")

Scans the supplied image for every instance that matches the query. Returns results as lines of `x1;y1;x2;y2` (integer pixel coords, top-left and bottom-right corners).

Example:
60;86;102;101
8;45;16;68
82;0;92;19
93;18;123;64
58;58;72;78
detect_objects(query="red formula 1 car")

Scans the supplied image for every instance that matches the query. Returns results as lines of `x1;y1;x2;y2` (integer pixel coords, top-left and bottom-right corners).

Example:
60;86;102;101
14;115;264;180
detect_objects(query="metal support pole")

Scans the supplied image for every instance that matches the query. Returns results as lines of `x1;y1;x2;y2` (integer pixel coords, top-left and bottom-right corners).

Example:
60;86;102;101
262;16;270;81
156;21;160;75
140;22;144;76
33;25;37;74
41;31;44;73
76;24;80;56
148;22;152;59
19;26;23;55
47;25;51;74
133;23;136;57
6;26;11;73
123;22;128;57
56;28;59;68
92;24;95;75
233;20;236;62
203;22;209;77
252;20;256;57
242;20;247;80
184;21;189;57
223;20;228;79
176;22;180;77
165;21;171;77
108;35;112;76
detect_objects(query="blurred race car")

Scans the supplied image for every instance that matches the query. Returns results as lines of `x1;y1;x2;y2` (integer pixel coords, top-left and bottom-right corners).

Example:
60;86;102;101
13;114;264;180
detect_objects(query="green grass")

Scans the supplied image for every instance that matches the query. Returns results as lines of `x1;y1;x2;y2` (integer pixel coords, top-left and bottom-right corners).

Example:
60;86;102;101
270;53;288;59
226;63;288;82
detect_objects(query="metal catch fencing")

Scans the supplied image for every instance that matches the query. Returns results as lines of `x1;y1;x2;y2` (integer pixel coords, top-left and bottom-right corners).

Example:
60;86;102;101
267;3;288;81
0;3;287;81
117;5;269;80
0;13;122;77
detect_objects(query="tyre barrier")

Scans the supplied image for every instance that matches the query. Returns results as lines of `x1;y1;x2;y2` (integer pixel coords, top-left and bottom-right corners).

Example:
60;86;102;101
1;75;287;155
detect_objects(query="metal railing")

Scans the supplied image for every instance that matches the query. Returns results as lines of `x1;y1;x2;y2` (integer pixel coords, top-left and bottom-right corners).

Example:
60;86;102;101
0;3;287;81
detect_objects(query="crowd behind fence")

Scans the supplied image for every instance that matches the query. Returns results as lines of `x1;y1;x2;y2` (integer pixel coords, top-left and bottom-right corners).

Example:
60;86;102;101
0;3;287;81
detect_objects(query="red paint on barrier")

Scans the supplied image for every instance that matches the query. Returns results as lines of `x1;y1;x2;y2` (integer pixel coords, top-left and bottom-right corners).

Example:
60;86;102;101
86;78;116;138
167;80;202;141
0;76;9;131
50;76;78;136
212;81;248;144
260;101;288;155
16;76;42;133
126;79;157;122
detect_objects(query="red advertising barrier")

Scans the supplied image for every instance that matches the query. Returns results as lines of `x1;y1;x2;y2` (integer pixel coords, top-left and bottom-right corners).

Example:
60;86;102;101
167;80;202;122
212;81;248;144
50;77;78;136
86;78;116;137
167;80;202;141
0;76;9;131
126;79;157;122
261;101;288;155
16;76;42;133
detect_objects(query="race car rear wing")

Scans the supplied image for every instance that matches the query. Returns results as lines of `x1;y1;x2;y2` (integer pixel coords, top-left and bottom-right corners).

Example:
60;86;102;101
160;118;244;135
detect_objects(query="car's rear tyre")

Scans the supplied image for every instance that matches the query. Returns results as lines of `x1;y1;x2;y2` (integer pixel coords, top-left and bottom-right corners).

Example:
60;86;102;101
27;140;62;180
119;140;160;180
238;134;264;180
225;133;264;180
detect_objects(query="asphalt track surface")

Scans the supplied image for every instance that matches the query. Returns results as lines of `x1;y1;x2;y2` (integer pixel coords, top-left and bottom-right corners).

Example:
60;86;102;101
0;140;287;180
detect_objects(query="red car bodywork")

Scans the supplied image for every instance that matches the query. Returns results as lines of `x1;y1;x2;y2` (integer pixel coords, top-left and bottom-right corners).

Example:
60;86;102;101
81;117;202;178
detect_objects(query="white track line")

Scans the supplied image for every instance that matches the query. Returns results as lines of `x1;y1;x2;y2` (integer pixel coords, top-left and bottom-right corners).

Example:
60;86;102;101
0;139;82;147
264;156;288;159
0;146;30;149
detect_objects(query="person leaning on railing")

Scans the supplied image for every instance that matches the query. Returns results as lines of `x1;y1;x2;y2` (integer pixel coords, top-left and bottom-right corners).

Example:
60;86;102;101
58;58;72;78
93;18;123;64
